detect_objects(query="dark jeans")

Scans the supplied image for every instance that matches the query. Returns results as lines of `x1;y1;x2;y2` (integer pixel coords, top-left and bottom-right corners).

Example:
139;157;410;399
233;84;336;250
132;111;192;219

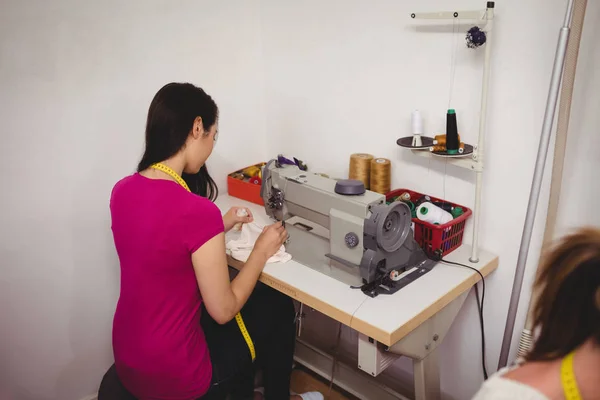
99;282;296;400
202;282;297;400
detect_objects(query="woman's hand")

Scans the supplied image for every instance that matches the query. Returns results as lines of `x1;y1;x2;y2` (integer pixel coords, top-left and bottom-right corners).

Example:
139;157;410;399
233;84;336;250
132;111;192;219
253;222;288;261
223;207;254;232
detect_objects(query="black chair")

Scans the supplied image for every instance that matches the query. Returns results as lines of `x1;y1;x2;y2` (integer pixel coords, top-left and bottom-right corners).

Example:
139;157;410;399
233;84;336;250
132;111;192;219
98;364;228;400
98;364;136;400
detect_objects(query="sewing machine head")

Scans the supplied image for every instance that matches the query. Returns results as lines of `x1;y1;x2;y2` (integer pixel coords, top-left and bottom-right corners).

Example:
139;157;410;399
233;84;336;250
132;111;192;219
260;159;434;297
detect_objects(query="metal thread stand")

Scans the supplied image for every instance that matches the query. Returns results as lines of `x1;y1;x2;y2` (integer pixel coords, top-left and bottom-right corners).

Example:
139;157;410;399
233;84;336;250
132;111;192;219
403;2;495;264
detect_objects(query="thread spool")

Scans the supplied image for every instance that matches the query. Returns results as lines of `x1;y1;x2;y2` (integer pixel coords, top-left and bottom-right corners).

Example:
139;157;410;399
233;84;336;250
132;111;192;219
432;201;454;213
446;109;459;154
242;165;261;178
411;110;423;147
417;202;453;225
411;110;424;135
405;201;416;218
451;206;464;218
370;158;391;194
349;153;374;188
466;26;487;49
433;133;461;146
430;142;465;154
414;195;432;207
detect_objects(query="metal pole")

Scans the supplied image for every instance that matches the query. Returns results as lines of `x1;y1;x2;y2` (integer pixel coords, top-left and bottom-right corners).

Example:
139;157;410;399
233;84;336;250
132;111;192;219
497;0;575;368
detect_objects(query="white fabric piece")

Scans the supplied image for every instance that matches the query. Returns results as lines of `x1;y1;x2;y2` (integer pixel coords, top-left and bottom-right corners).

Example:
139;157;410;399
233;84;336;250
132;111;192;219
226;222;291;263
298;392;324;400
233;208;249;232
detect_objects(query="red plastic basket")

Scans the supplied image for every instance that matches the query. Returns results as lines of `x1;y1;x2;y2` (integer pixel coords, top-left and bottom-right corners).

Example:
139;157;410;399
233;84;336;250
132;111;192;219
386;189;472;257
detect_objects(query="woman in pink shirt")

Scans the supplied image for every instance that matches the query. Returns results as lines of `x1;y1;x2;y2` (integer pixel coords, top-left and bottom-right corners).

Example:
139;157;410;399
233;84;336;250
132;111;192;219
98;83;322;400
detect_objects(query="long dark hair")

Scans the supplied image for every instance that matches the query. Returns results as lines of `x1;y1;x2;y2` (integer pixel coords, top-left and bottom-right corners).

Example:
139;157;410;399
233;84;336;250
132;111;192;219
137;82;219;201
526;227;600;361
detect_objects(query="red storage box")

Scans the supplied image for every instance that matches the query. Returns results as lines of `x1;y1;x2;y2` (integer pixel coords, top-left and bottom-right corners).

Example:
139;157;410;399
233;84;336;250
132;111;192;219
386;189;472;257
227;163;266;206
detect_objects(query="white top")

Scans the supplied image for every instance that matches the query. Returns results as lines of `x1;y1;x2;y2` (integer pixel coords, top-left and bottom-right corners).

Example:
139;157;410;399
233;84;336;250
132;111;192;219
472;367;549;400
216;194;498;343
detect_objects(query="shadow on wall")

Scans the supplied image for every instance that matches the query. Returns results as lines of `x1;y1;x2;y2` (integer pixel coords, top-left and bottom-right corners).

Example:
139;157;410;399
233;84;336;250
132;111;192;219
0;276;12;400
57;166;120;400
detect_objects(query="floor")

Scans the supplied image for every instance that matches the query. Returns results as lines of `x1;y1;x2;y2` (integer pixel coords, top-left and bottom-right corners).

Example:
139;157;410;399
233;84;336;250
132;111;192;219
290;368;354;400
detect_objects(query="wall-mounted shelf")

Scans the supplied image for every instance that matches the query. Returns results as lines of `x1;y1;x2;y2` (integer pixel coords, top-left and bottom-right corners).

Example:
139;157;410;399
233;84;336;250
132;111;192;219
409;148;483;172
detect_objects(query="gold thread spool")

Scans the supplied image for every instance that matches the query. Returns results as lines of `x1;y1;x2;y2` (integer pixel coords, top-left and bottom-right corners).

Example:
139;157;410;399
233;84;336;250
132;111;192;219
430;145;446;152
433;134;445;145
349;153;374;189
433;133;461;146
430;142;465;154
370;158;391;194
230;172;245;180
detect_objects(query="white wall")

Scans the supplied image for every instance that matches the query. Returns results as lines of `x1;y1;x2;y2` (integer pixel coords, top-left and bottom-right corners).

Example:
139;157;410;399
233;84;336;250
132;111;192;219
0;1;266;399
2;0;599;399
258;0;600;398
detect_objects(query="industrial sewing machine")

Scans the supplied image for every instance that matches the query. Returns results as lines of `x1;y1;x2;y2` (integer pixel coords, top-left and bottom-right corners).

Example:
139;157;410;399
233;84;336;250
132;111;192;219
260;159;435;297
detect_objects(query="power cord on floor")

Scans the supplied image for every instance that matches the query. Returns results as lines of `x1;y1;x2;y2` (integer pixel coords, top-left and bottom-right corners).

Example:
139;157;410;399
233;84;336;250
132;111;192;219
438;257;489;380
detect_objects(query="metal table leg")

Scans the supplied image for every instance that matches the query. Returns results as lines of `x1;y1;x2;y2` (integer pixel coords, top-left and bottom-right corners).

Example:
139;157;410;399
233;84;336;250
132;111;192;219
413;347;440;400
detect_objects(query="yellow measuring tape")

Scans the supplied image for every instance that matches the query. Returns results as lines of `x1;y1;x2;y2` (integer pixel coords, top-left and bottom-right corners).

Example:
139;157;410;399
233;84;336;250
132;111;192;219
150;163;256;362
560;351;582;400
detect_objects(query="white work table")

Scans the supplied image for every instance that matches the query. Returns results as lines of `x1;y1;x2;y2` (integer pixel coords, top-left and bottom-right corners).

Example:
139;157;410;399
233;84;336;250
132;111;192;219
216;194;498;400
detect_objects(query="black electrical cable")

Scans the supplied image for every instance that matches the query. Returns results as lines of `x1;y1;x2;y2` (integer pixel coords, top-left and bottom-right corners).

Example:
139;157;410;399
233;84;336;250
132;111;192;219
440;258;489;380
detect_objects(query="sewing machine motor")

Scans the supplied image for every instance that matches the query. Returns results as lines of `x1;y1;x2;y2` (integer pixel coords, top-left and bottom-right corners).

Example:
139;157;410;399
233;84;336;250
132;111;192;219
260;159;435;297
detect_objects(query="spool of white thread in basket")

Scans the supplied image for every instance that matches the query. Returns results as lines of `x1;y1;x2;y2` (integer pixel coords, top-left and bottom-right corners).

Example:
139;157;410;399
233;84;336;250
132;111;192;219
416;202;453;225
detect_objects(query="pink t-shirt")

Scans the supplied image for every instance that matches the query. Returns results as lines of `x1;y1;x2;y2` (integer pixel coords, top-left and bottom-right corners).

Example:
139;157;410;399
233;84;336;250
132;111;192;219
110;173;224;400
